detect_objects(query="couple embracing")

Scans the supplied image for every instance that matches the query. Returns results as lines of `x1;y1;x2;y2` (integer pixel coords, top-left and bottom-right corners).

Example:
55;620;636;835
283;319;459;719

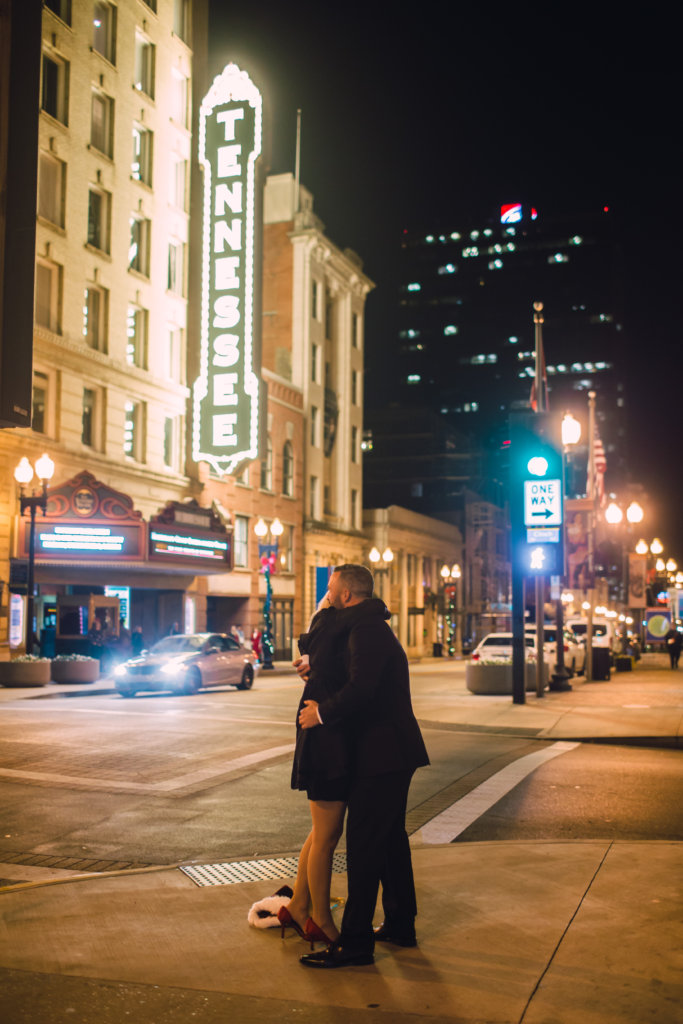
279;563;429;969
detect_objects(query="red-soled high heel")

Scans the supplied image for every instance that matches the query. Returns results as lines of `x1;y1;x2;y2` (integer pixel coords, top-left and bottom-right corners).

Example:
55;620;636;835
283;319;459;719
304;917;335;949
277;905;306;939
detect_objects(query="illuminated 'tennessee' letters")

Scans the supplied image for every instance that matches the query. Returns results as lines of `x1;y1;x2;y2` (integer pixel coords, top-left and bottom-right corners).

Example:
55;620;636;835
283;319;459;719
193;64;262;474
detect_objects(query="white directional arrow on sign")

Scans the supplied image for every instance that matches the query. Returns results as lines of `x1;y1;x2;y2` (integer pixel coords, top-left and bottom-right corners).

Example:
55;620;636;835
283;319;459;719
524;479;562;527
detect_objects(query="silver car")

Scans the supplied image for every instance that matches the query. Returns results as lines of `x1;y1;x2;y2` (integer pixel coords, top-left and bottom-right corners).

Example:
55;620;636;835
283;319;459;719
114;633;260;697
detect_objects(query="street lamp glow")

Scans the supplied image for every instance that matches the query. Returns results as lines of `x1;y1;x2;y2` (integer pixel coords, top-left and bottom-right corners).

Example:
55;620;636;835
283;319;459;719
650;538;664;555
635;539;648;555
14;457;34;486
666;558;677;572
253;517;268;538
368;547;380;563
440;564;450;579
270;517;284;537
605;502;623;525
655;558;665;572
561;412;581;447
595;605;606;615
582;601;591;611
382;547;394;563
626;501;644;524
452;563;462;579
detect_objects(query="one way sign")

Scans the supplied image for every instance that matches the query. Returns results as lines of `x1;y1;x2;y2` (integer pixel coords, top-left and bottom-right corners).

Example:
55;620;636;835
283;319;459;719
524;479;562;527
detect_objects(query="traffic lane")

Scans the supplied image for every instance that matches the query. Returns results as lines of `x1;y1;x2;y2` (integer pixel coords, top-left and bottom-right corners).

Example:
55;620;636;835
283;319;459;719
453;743;683;842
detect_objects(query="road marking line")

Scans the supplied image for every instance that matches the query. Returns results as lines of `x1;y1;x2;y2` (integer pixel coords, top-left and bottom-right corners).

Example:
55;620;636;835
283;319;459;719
0;743;295;793
418;741;580;844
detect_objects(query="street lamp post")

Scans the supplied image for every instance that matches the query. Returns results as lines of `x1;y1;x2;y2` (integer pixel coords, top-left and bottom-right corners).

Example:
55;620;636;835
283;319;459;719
253;516;283;670
440;563;461;656
368;546;394;603
14;454;55;653
550;413;583;691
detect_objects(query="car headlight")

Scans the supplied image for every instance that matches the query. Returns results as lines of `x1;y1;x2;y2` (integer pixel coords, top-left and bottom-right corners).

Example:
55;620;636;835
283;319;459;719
161;661;184;676
114;664;128;677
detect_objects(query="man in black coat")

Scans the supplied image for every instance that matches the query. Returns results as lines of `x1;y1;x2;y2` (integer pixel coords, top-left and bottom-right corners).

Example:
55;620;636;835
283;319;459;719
298;564;429;968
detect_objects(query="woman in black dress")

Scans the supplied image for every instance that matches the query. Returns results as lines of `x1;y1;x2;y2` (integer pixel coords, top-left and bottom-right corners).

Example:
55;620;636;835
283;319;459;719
278;599;354;946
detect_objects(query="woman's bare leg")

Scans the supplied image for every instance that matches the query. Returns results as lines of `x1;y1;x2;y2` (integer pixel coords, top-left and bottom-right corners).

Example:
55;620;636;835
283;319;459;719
307;799;346;940
287;829;313;930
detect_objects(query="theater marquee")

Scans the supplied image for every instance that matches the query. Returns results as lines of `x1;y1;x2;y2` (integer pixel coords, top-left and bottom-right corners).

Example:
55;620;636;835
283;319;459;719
193;62;262;476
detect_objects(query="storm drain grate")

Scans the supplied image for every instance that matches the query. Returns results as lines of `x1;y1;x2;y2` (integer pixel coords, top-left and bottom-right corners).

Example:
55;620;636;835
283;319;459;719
180;852;347;887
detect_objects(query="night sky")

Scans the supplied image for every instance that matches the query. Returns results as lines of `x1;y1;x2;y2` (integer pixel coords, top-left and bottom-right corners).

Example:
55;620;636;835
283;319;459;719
208;3;681;548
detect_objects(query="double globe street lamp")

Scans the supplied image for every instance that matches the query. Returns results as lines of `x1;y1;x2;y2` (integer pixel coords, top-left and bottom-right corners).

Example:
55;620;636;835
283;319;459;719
440;562;461;656
253;516;283;670
14;453;55;653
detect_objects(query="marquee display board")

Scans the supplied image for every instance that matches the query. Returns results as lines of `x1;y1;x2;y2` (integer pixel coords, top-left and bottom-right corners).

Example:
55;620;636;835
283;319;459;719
192;63;262;475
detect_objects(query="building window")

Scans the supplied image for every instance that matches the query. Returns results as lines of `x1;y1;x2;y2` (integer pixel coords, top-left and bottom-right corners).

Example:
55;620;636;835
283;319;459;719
309;476;319;519
134;34;155;98
128;216;150;275
34;260;62;333
324;485;332;516
126;305;148;367
352;312;360;348
260;436;273;490
140;0;156;11
83;285;108;352
41;53;69;124
167;240;185;295
171;69;189;128
351;369;359;405
82;388;97;447
164;325;182;379
132;125;153;185
351;425;358;463
311;279;319;320
91;90;114;156
124;400;144;461
37;152;65;227
87;187;111;252
45;0;72;24
311;344;319;383
282;441;294;496
310;405;319;447
351;489;359;529
32;371;49;434
170;155;188;210
173;0;192;43
234;515;248;568
163;416;179;469
92;2;117;64
278;524;293;573
325;292;334;339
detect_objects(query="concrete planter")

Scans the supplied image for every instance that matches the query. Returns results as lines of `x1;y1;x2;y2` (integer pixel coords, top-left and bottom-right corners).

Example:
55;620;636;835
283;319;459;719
50;659;100;684
0;660;52;688
466;661;548;695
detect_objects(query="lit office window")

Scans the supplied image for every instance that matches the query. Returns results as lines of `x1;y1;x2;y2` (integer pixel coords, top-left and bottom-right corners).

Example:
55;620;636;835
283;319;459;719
134;34;155;98
87;187;111;252
282;441;294;496
91;90;114;156
92;2;117;64
126;306;148;367
82;285;108;352
128;216;151;275
234;515;248;567
132;125;153;184
38;152;65;227
35;260;62;333
123;400;144;461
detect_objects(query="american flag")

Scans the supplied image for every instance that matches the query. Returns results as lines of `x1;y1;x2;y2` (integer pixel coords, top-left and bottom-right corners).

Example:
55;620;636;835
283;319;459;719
592;426;607;505
529;338;548;412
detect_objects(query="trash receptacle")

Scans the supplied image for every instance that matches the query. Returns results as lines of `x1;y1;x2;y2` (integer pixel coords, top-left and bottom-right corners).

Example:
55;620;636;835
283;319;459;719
591;646;611;680
432;642;443;657
615;655;633;672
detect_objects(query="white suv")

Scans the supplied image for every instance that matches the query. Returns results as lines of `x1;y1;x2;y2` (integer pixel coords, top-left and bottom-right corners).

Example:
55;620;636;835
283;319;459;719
524;624;585;676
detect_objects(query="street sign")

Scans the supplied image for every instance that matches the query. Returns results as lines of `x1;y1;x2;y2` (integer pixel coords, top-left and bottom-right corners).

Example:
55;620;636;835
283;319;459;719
524;478;562;527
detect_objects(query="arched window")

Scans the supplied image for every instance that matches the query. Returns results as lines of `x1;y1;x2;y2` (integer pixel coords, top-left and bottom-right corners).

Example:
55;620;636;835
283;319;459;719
282;441;294;496
260;436;273;490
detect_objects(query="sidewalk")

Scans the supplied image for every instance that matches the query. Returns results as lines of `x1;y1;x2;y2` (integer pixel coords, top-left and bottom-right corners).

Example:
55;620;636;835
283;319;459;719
0;656;681;1022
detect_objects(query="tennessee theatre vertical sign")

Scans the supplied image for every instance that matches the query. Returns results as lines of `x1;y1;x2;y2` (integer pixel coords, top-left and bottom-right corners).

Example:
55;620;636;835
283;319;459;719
193;64;262;475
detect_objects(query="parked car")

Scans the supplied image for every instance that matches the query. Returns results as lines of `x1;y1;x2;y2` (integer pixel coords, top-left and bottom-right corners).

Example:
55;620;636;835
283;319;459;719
524;624;585;676
114;633;260;697
471;632;537;662
566;616;617;653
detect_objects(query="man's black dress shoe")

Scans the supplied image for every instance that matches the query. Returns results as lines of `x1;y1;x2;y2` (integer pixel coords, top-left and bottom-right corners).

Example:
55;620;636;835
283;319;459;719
373;922;417;947
300;942;374;968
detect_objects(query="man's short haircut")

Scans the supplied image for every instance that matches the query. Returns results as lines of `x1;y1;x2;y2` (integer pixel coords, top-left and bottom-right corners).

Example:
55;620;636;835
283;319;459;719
333;563;374;599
